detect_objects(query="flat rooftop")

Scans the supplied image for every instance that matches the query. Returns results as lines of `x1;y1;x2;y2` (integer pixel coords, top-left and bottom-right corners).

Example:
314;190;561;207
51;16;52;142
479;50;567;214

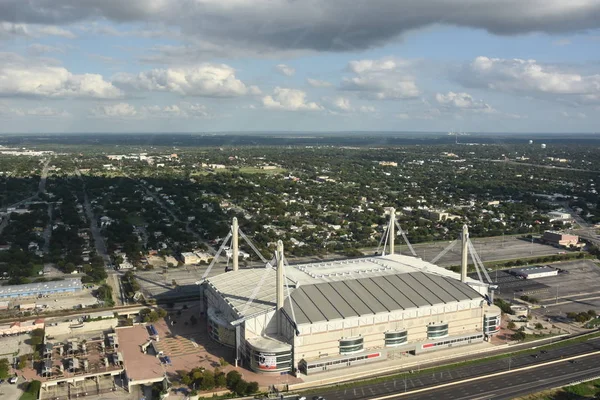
0;278;82;296
512;266;557;274
116;325;164;382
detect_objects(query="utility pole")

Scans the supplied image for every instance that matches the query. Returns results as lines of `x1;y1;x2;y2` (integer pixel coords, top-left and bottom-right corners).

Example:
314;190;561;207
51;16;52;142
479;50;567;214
530;236;534;255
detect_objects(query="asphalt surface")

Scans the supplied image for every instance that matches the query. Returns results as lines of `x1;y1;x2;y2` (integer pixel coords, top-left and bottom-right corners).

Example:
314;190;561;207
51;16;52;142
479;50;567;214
399;353;600;400
310;336;600;400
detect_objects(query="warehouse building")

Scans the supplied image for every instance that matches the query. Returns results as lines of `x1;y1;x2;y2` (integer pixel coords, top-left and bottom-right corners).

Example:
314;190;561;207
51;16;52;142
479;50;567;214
0;278;82;299
200;216;500;376
542;231;580;247
511;266;558;280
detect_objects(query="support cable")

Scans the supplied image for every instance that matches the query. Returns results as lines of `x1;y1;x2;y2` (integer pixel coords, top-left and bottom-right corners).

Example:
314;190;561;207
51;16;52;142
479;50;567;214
395;220;417;257
282;256;299;334
238;255;276;317
238;228;268;264
431;240;458;264
200;231;232;280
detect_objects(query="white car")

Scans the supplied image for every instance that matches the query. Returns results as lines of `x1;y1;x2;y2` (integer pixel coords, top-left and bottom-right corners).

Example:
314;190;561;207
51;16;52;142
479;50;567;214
9;377;18;384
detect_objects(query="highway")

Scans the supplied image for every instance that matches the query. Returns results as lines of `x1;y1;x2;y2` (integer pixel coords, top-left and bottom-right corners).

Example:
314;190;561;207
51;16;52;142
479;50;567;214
384;353;600;400
310;336;600;400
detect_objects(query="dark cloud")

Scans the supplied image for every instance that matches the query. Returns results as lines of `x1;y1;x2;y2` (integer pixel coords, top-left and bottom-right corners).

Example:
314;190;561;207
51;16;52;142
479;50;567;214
1;1;599;51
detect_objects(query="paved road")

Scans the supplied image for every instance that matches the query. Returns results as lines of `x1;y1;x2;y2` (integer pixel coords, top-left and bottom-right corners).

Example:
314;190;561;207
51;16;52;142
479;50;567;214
397;353;600;400
75;168;111;266
42;202;52;253
311;336;600;400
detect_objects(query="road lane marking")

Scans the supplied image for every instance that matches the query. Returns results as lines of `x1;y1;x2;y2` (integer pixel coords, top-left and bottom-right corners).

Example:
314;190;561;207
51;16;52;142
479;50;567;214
368;351;600;400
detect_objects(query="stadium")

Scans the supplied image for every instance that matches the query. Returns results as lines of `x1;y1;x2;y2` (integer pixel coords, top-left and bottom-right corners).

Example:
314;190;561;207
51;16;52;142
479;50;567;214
199;212;501;375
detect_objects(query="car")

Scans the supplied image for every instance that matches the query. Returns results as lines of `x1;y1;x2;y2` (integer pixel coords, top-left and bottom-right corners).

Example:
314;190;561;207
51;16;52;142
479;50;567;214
8;377;18;384
0;379;5;384
569;359;578;364
541;350;548;354
532;354;539;358
299;397;307;400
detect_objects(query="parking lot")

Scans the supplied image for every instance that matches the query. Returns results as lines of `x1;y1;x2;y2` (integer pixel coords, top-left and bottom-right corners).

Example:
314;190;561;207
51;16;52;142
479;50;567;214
413;235;566;267
493;260;600;317
0;334;34;358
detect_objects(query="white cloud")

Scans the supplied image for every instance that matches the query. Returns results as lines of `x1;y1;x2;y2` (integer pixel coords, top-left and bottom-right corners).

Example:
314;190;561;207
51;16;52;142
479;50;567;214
0;53;122;99
0;22;29;39
331;96;352;111
35;26;76;39
91;103;138;118
27;44;65;55
435;91;495;113
141;102;211;118
396;108;442;120
307;78;333;88
262;87;322;111
0;105;69;118
341;58;420;100
561;111;587;119
91;102;211;119
113;64;256;97
459;56;600;103
327;96;376;114
275;64;295;77
0;23;75;39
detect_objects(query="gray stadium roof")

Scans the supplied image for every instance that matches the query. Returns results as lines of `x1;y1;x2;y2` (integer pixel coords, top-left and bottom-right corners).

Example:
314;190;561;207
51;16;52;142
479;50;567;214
205;254;485;324
283;271;482;325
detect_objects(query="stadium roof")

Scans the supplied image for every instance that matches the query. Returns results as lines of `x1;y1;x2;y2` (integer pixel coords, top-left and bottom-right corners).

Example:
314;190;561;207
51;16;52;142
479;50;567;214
205;268;282;319
206;254;485;323
283;271;482;325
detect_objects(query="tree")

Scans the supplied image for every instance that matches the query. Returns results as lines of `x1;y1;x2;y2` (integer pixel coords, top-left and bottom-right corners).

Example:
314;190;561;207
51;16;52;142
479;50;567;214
0;358;9;379
507;321;516;330
226;370;242;389
246;381;259;395
233;379;248;396
215;371;227;388
200;370;215;390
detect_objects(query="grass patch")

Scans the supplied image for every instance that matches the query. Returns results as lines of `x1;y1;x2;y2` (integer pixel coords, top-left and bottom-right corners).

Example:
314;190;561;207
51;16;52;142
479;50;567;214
517;378;600;399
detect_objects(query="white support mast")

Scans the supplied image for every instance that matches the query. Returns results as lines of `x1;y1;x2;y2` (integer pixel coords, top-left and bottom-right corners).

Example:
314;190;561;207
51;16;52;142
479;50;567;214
232;217;239;272
461;224;469;283
276;240;284;329
389;207;395;255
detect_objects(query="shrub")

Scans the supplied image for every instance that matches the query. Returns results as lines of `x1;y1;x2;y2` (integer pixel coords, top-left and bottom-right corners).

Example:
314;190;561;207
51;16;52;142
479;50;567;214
246;381;259;394
507;321;516;330
226;370;242;389
233;380;248;396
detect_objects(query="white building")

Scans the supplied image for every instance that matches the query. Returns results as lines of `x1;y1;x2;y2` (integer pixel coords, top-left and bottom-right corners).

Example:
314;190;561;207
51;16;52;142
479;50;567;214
201;253;499;376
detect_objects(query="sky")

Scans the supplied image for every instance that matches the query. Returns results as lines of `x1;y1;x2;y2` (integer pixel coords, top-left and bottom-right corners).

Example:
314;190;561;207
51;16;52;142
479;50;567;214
0;1;600;134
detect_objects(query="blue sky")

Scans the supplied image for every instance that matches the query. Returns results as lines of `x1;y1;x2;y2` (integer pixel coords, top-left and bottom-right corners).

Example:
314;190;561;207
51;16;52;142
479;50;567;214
1;1;600;133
